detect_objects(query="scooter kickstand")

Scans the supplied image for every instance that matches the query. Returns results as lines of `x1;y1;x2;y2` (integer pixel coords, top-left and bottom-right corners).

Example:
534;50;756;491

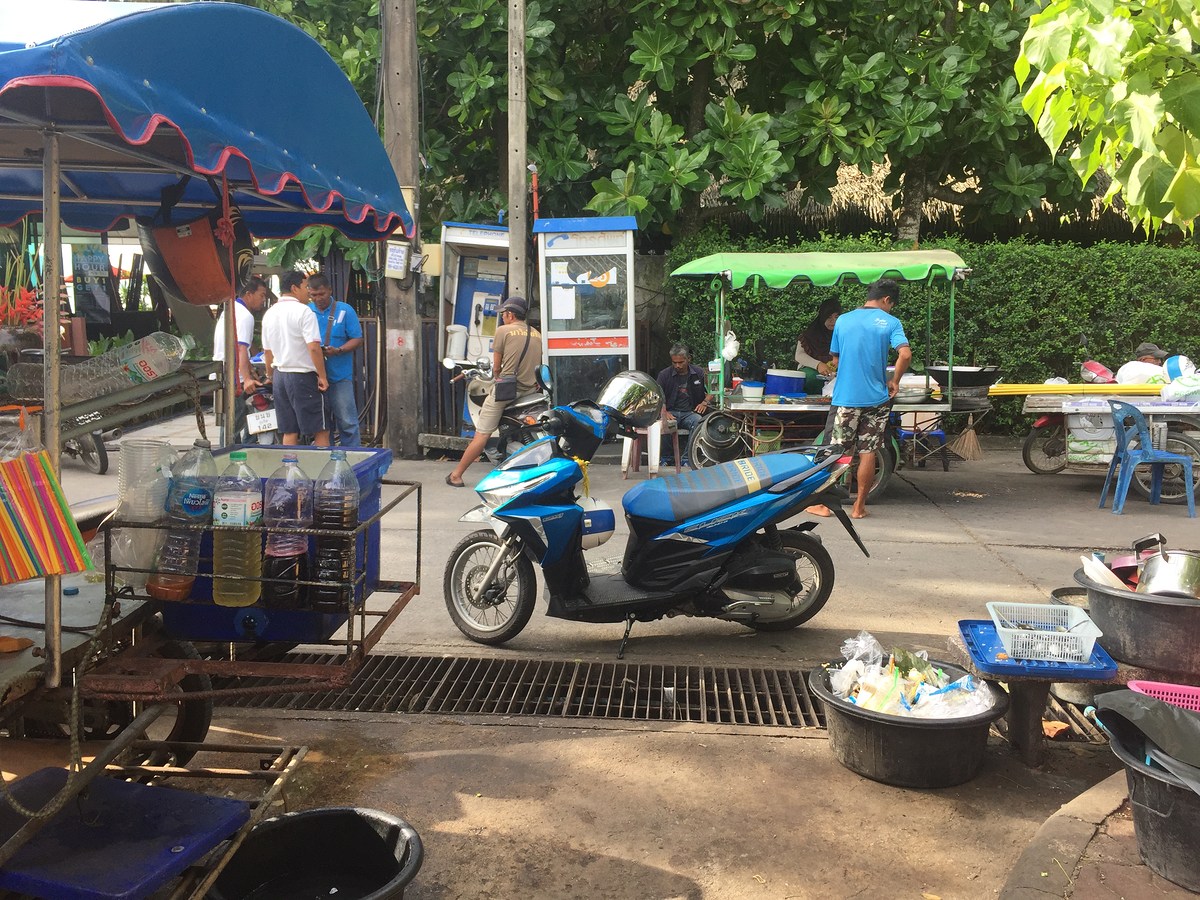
616;615;636;660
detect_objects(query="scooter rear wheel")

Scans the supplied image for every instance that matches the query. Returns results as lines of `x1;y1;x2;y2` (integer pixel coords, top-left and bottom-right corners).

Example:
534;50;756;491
746;531;834;632
1021;424;1067;475
444;530;536;644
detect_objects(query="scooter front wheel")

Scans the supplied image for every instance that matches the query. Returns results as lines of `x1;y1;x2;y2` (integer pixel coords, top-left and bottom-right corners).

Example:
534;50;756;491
746;531;835;632
443;530;536;644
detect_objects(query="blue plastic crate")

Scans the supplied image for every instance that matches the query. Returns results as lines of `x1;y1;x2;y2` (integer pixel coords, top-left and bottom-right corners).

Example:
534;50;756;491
160;445;392;644
958;619;1117;680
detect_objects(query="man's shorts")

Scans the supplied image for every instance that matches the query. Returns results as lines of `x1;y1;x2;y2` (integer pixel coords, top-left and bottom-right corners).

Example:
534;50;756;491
475;390;508;434
273;370;328;436
830;403;890;454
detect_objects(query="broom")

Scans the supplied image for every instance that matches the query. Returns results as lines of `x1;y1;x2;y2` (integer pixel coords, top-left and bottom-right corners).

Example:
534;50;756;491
949;413;984;461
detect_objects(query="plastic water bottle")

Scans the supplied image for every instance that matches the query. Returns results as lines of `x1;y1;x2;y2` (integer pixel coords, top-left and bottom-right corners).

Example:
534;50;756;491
212;451;264;608
3;332;193;401
147;438;217;601
263;454;312;608
311;450;360;611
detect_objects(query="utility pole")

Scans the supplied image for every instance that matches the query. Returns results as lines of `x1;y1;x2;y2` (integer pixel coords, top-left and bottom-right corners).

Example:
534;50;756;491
383;0;422;457
507;0;527;297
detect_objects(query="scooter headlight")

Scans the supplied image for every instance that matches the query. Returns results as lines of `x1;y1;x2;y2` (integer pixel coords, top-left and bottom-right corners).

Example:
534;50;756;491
480;472;554;509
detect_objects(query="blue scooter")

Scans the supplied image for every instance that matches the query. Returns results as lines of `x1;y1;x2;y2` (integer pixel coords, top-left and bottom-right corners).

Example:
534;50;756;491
442;372;870;657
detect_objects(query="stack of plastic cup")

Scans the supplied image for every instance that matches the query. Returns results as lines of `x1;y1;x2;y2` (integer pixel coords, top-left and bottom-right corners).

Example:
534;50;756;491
113;439;176;588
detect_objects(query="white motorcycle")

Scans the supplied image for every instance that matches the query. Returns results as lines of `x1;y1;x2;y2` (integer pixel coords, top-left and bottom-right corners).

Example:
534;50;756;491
442;357;552;460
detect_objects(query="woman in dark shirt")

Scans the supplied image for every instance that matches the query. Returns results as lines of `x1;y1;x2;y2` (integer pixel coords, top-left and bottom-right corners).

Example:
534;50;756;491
794;298;843;392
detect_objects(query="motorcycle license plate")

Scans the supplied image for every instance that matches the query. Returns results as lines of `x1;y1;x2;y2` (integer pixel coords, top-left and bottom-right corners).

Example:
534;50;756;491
246;409;278;434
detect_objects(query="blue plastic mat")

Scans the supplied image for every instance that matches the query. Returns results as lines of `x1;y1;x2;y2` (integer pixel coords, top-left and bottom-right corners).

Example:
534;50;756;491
958;619;1118;680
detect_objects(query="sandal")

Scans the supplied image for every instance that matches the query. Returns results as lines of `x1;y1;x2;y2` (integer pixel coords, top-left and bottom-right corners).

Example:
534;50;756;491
446;473;465;488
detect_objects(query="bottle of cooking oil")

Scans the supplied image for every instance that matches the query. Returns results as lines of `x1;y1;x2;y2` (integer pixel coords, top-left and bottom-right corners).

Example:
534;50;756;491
212;451;263;607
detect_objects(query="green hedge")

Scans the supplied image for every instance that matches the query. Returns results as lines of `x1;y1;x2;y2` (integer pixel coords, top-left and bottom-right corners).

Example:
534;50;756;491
666;229;1200;432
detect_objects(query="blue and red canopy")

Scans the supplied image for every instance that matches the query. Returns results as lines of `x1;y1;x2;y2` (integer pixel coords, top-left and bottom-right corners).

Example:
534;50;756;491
0;0;413;240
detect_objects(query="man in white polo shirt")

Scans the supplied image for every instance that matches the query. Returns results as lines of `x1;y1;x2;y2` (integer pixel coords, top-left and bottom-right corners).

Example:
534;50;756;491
261;270;330;446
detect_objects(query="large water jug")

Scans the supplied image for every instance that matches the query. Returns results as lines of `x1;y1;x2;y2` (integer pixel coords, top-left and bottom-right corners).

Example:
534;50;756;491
311;450;360;611
3;332;193;402
213;451;264;608
263;454;312;608
146;438;216;601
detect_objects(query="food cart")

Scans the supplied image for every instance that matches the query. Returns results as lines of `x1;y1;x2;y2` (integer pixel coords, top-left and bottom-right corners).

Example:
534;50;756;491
1015;386;1200;503
0;2;420;895
668;251;995;495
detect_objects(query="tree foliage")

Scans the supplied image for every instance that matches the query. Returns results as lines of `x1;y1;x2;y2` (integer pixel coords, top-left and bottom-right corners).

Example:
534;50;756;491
241;0;1099;245
1016;0;1200;233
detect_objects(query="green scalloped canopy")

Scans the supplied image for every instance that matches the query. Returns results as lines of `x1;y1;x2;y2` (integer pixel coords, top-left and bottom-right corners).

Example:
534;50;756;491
670;250;968;289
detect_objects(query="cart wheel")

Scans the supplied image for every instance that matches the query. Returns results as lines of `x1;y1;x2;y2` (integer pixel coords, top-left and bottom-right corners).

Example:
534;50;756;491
78;432;109;475
41;639;213;765
1129;431;1200;505
1022;424;1067;475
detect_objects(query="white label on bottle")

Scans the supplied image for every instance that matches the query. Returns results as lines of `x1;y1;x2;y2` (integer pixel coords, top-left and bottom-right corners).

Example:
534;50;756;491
214;493;263;526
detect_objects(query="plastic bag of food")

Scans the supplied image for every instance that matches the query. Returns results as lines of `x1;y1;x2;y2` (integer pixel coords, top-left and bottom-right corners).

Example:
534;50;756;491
840;630;884;668
830;659;865;698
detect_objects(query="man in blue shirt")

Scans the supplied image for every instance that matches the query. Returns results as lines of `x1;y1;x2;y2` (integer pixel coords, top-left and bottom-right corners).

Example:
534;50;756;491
815;279;911;519
308;273;364;446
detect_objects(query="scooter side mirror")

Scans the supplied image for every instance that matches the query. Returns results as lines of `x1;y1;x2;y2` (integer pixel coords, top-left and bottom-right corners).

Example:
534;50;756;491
535;363;552;394
442;357;456;370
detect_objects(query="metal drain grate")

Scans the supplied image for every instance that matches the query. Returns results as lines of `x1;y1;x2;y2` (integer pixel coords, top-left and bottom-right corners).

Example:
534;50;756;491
215;654;825;728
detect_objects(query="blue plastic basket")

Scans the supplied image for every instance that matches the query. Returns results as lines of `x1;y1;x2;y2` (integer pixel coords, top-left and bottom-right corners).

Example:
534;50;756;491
958;619;1117;679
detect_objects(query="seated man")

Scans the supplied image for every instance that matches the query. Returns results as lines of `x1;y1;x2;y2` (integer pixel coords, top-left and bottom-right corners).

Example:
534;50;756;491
655;344;713;464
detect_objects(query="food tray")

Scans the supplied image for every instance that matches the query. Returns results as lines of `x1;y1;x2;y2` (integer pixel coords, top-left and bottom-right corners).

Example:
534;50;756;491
1128;680;1200;712
958;619;1117;679
987;601;1101;663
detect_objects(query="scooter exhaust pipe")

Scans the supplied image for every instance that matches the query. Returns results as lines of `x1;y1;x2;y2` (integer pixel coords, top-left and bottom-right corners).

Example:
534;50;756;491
101;427;123;443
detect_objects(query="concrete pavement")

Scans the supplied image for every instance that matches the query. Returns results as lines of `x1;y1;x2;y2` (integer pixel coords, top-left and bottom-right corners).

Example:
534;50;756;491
48;413;1200;897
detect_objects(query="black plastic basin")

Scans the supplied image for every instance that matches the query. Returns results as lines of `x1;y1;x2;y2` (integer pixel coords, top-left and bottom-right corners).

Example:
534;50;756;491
808;660;1009;788
1109;728;1200;891
208;807;423;900
1074;568;1200;676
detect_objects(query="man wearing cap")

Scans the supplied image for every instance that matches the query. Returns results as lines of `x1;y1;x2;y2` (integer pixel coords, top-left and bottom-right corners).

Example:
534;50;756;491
447;295;542;487
1116;342;1170;385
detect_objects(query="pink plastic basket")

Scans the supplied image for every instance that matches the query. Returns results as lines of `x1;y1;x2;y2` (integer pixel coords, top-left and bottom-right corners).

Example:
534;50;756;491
1128;680;1200;712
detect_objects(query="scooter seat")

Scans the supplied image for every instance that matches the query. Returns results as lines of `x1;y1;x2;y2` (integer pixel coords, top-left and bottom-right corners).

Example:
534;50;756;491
622;453;821;524
510;391;547;409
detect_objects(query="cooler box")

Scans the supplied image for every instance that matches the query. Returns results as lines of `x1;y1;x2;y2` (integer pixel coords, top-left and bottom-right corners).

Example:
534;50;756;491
765;369;807;395
160;445;393;644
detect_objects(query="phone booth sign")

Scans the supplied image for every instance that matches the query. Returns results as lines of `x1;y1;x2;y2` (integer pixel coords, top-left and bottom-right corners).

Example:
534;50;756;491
534;216;637;404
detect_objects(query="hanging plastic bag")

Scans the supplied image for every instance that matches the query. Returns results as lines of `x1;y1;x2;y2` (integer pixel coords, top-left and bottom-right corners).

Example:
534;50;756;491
721;330;740;362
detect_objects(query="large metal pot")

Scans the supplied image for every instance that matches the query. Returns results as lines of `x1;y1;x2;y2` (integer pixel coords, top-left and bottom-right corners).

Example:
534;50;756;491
1074;568;1200;675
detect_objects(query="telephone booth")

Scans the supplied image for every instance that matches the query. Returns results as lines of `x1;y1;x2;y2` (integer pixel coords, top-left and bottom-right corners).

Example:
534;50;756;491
534;216;637;404
438;221;509;361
